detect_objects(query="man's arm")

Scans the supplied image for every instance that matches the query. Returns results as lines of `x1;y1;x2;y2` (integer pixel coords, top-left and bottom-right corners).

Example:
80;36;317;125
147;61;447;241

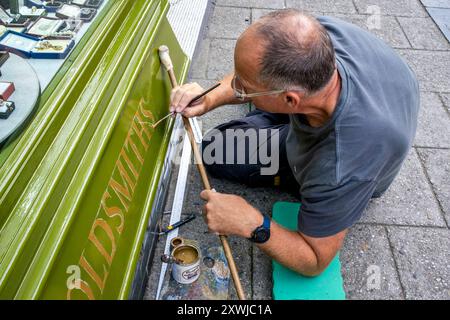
200;190;347;276
170;73;250;118
259;221;347;276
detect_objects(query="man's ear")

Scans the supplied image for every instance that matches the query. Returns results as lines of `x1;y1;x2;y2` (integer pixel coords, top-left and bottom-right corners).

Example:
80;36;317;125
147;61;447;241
284;91;302;111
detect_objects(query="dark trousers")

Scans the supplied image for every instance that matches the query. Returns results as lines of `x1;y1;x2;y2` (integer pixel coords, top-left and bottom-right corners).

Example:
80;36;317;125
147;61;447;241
201;109;300;195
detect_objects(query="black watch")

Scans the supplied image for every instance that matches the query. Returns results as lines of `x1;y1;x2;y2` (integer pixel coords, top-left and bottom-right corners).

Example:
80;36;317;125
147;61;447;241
248;215;271;243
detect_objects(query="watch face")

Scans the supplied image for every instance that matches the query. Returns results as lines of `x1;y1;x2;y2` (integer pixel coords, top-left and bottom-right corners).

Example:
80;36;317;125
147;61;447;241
255;229;270;243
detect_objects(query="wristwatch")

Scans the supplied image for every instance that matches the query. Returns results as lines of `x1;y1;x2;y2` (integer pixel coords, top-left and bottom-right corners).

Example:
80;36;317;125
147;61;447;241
249;215;271;244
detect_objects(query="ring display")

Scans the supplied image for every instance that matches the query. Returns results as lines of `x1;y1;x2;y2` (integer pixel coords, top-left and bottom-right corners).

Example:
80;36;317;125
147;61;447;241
0;31;74;59
0;100;15;119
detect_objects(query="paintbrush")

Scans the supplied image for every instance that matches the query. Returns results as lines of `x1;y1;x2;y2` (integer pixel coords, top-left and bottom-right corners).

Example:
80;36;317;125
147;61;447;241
151;82;221;129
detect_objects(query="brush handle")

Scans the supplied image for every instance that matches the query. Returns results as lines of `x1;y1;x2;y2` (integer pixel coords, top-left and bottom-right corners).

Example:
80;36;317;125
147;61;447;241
158;45;246;300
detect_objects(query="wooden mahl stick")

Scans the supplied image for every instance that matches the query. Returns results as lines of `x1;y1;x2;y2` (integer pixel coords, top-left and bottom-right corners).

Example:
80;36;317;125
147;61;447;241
158;45;246;300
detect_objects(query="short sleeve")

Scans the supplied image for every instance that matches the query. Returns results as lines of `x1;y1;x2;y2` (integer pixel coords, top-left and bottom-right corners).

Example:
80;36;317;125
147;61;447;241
298;179;378;237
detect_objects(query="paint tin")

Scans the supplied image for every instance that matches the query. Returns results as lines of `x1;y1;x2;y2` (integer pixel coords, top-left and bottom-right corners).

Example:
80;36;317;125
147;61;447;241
170;236;184;252
171;243;201;284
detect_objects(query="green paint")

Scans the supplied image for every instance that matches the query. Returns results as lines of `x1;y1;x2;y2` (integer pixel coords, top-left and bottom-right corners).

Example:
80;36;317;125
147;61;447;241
272;202;346;300
0;0;190;300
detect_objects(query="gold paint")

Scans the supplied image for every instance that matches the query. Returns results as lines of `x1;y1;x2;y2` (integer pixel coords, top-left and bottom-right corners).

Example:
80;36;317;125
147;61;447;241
101;191;125;234
67;279;95;300
67;99;156;300
79;254;109;293
109;161;134;211
125;129;144;165
132;117;150;151
88;218;117;266
173;246;198;265
119;148;139;180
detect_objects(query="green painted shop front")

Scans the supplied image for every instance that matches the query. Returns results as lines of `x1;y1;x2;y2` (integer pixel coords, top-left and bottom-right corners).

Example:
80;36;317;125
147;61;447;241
0;0;189;299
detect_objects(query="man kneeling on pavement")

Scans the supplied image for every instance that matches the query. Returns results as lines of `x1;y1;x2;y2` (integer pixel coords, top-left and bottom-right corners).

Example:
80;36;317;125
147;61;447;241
170;9;419;276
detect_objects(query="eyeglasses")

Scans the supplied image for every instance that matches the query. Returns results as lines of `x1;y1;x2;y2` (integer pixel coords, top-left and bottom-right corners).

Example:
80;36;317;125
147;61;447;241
231;75;286;101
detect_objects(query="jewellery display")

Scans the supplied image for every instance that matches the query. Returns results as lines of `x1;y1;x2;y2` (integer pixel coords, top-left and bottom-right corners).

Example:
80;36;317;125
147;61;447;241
0;81;15;100
34;39;63;51
43;19;82;38
0;31;38;57
19;6;47;19
0;100;15;119
5;26;26;33
25;0;45;8
55;4;80;19
84;0;104;9
0;31;74;58
27;17;65;37
9;0;20;15
43;1;63;13
71;0;87;5
79;7;96;21
0;50;9;66
0;6;13;24
0;49;8;75
30;38;74;58
70;0;102;9
0;5;31;27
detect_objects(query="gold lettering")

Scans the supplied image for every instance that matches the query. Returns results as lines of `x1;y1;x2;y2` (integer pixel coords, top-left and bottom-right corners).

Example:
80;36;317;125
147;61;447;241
101;191;124;234
120;148;139;180
70;98;157;299
88;219;117;266
67;279;95;300
125;130;144;165
79;254;109;293
139;97;155;121
132;114;150;151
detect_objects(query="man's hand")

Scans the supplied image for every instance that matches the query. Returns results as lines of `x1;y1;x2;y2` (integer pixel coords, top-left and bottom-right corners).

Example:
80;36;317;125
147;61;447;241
200;190;263;238
170;82;211;118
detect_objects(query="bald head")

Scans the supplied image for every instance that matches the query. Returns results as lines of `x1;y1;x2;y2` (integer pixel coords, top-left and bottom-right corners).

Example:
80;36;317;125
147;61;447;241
236;9;336;95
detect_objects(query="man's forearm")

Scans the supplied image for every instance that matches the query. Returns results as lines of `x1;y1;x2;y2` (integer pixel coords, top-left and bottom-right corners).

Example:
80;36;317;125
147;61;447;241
257;221;321;276
207;73;250;110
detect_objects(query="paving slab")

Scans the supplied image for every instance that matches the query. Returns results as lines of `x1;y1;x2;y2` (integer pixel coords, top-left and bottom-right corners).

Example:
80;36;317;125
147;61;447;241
397;49;450;92
207;38;236;80
340;225;404;299
252;8;324;22
353;0;428;17
416;148;450;226
387;226;450;299
424;7;450;42
217;0;285;10
189;38;210;79
397;17;450;50
252;246;273;300
360;149;446;227
414;92;450;148
286;0;357;14
208;6;251;39
421;0;450;8
334;13;411;48
441;92;450;113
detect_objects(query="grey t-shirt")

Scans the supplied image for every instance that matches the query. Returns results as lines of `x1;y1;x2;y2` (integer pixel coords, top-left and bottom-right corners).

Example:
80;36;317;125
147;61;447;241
286;16;420;237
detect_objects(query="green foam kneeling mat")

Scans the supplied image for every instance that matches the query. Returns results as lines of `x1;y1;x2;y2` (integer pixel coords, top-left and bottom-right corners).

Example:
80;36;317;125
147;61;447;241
272;202;346;300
